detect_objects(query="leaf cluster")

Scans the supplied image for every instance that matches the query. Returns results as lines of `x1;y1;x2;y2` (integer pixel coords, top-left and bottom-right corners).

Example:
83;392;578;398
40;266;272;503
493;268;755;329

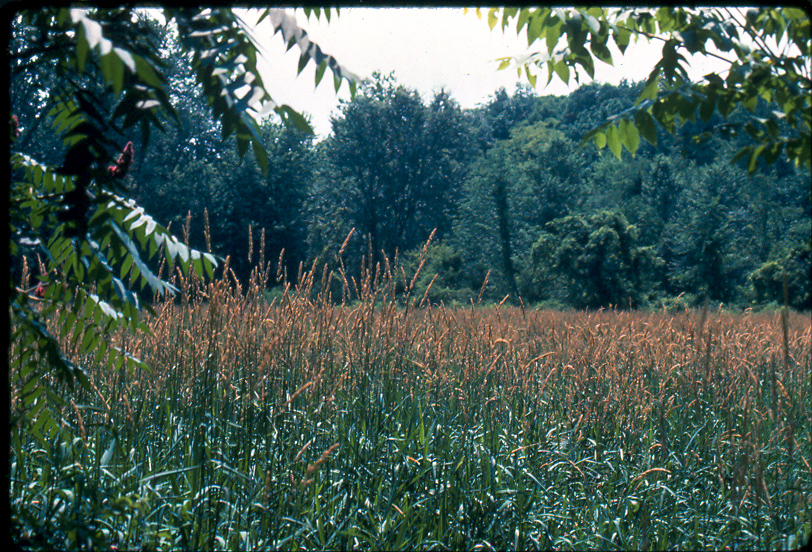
485;7;811;172
9;7;357;443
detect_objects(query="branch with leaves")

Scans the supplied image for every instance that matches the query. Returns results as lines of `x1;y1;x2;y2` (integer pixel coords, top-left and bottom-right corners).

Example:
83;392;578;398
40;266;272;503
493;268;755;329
9;6;358;442
479;7;810;172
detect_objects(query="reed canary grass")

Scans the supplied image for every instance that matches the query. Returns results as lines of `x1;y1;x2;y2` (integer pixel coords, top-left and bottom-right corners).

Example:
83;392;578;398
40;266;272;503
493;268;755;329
9;233;812;550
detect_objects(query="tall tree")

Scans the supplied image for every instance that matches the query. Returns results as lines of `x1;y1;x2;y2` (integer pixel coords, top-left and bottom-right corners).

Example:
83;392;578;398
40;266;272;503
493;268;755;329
471;84;538;151
324;73;474;267
454;121;584;302
527;211;660;308
206;121;315;283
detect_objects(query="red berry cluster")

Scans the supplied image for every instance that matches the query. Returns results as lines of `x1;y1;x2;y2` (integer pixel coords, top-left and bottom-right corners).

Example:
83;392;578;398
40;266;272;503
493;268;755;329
108;141;134;178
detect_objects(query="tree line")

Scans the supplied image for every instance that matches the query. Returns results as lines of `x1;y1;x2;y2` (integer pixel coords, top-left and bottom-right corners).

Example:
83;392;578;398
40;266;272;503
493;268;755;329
11;14;810;312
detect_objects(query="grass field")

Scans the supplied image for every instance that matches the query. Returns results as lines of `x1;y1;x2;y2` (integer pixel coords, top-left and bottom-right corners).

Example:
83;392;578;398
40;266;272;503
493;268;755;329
9;255;812;550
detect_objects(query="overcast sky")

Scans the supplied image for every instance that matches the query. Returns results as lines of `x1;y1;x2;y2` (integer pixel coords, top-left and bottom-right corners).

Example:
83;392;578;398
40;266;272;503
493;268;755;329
243;8;727;139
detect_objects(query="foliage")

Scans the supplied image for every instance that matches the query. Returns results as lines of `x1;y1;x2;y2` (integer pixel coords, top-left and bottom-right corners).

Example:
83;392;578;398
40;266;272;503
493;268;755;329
454;120;587;303
8;5;355;465
15;16;804;313
527;211;660;308
471;83;539;150
9;6;810;548
454;83;809;308
402;241;476;306
320;72;474;266
482;7;811;172
749;243;812;310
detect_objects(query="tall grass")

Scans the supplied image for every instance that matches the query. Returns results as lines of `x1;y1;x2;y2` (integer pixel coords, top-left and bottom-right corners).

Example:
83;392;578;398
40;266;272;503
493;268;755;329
9;231;812;550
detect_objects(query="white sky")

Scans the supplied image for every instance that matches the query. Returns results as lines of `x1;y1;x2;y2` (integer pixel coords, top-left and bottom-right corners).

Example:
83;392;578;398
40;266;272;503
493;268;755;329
243;8;730;139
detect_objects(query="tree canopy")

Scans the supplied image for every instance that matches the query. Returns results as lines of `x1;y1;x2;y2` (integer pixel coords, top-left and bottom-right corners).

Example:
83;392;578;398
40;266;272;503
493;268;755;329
480;7;811;172
322;73;474;265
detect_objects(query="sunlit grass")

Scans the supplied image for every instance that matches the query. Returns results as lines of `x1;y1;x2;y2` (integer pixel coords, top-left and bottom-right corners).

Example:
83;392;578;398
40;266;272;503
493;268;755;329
9;242;812;550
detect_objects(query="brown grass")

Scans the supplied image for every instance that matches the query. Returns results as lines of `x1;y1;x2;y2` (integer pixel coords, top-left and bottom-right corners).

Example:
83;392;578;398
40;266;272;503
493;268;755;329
44;250;810;460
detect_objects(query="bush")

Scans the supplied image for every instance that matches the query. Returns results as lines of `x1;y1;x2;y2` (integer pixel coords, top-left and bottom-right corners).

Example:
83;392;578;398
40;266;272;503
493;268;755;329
749;243;811;310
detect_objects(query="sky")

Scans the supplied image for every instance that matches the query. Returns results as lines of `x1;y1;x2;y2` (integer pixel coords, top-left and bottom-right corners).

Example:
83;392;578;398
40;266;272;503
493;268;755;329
243;8;729;140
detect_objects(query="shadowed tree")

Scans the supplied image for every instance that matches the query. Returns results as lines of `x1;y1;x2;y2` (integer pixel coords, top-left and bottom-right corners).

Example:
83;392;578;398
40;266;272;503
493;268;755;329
324;73;474;269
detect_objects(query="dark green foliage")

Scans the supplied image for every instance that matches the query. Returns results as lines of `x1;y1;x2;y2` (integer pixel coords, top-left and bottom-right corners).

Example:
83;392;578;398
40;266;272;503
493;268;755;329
15;11;804;313
403;242;477;305
749;244;812;310
317;72;475;269
454;121;587;303
8;4;356;522
451;80;809;309
471;84;539;150
527;211;660;308
7;6;812;547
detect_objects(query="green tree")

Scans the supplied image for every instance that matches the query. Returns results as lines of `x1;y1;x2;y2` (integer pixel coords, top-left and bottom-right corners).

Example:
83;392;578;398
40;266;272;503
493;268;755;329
454;121;584;302
749;244;811;310
527;211;660;308
402;241;475;305
482;7;811;172
660;162;755;303
9;6;356;446
471;84;538;151
208;122;316;283
323;73;474;268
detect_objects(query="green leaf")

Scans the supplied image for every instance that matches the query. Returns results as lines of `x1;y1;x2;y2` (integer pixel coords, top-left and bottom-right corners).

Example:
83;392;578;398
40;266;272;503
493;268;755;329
133;55;166;91
584;13;600;34
619;118;640;156
590;40;613;65
764;118;779;140
516;9;531;34
743;94;758;112
113;47;135;73
763;141;783;165
75;22;89;73
252;138;268;176
236;134;249;160
524;65;537;88
615;26;630;54
634;109;658;146
80;329;98;354
487;8;498;30
527;12;543;46
277;105;313;134
108;222;176;296
545;19;562;53
297;51;310;76
699;88;717;122
315;60;327;86
748;144;766;173
100;52;125;98
554;60;570;83
605;124;622;159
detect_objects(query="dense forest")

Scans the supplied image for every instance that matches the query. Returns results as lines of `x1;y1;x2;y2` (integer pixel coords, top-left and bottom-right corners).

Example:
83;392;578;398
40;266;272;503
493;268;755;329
12;20;810;312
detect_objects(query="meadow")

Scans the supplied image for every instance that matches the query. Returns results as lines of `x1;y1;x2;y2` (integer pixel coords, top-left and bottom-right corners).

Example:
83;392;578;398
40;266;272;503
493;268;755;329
9;247;812;550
